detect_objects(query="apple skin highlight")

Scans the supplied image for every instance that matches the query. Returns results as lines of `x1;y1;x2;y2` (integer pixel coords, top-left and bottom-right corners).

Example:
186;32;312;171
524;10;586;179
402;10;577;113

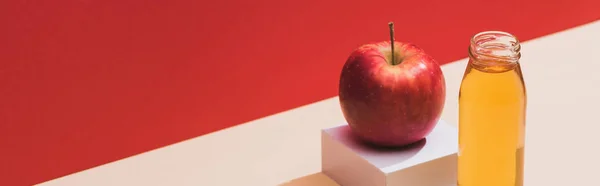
338;41;446;147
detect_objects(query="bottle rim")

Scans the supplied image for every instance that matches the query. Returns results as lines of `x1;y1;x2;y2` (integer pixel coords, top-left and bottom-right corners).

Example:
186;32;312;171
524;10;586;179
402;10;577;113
469;31;521;62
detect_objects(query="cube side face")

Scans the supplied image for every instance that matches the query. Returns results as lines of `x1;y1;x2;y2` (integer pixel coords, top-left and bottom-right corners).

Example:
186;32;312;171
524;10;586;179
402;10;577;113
321;130;386;186
387;154;458;186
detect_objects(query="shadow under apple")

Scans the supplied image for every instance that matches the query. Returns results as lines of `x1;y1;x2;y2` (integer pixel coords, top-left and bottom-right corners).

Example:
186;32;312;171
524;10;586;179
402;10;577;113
337;125;427;169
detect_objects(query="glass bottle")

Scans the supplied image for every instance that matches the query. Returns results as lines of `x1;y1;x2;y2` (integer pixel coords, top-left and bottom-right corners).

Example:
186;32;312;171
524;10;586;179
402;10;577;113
458;31;526;186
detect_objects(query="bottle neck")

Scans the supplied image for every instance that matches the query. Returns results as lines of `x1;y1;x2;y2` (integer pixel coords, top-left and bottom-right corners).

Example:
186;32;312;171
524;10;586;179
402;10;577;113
469;31;521;63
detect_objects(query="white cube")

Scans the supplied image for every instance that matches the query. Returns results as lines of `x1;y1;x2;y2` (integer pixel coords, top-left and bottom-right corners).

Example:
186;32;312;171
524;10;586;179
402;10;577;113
321;120;458;186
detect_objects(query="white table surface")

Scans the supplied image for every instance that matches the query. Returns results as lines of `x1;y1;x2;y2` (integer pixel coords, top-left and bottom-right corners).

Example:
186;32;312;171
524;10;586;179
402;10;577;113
38;20;600;186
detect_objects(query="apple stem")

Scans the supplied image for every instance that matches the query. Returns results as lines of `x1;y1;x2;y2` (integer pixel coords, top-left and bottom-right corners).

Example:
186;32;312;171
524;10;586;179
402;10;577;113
388;22;396;65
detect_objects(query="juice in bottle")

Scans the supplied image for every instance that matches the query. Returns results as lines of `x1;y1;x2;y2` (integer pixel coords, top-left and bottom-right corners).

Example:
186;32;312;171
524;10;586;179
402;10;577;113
458;31;526;186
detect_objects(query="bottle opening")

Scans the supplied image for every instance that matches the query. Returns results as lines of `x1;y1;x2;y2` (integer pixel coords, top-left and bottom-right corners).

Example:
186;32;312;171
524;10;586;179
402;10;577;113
469;31;521;63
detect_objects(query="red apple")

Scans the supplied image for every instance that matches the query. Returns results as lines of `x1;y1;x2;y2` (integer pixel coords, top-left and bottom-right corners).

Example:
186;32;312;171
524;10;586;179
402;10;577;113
338;23;445;147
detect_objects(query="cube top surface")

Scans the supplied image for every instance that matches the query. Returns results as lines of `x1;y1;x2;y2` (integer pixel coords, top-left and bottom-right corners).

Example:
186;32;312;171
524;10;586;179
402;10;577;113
323;120;458;173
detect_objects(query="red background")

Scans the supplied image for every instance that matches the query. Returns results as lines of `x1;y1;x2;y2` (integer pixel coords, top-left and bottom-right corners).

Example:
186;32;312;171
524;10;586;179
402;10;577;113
1;0;600;185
